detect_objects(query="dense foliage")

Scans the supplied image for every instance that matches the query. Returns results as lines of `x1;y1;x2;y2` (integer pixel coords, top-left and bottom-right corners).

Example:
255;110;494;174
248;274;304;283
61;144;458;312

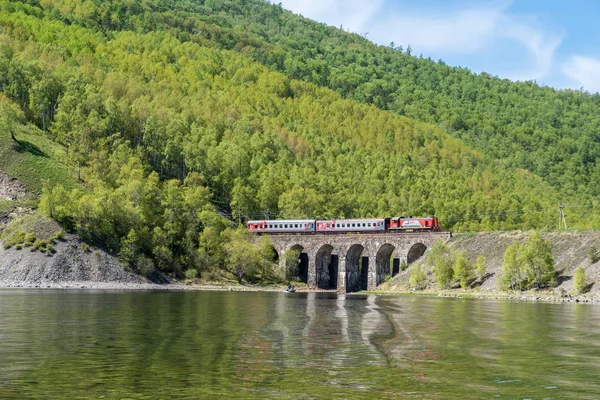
22;0;600;201
0;0;597;278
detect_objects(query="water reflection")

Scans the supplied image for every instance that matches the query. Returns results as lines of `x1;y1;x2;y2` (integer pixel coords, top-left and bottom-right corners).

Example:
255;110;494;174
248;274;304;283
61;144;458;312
1;290;600;399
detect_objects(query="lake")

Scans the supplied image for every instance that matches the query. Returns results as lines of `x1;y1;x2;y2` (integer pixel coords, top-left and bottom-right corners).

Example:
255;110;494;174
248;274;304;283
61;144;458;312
0;290;599;399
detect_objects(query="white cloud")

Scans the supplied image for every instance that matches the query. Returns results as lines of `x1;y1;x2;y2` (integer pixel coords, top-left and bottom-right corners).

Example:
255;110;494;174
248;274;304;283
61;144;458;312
500;17;563;81
370;5;505;54
562;56;600;94
277;0;383;33
371;4;562;81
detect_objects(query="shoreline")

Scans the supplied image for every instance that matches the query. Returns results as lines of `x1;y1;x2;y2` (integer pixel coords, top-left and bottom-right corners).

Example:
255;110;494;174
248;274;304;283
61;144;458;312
1;281;598;304
366;289;600;304
0;281;316;292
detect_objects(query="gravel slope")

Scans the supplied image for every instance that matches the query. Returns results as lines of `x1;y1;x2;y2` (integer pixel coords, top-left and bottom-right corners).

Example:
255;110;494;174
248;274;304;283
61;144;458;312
0;234;151;288
386;230;600;294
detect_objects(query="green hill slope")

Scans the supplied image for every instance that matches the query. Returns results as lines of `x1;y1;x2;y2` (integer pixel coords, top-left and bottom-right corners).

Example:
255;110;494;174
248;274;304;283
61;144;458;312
28;0;600;202
0;4;580;227
0;118;78;194
0;0;598;278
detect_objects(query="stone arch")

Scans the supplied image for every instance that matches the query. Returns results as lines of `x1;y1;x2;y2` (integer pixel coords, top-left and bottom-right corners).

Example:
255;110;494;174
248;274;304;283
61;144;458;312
407;243;427;264
268;246;280;264
284;245;308;283
315;244;338;290
345;244;368;293
375;244;395;287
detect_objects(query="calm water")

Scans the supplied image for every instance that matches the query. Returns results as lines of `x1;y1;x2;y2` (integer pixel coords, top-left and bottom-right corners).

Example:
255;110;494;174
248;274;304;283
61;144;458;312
1;290;599;399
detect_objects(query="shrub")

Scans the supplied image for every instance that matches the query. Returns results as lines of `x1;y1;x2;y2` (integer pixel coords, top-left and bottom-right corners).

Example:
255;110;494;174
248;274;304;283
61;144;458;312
3;230;26;249
81;242;89;252
24;233;36;247
46;244;56;255
32;240;47;251
185;268;198;280
136;256;155;278
573;267;587;295
14;244;23;250
400;260;408;271
409;265;427;290
588;246;599;264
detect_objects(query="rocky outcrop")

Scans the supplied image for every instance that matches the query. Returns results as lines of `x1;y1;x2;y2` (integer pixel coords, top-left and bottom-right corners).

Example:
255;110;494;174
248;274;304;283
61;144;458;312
0;171;34;201
0;234;146;288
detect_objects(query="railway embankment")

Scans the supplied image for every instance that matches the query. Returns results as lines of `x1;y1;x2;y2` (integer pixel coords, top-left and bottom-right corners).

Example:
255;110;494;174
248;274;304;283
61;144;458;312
383;230;600;298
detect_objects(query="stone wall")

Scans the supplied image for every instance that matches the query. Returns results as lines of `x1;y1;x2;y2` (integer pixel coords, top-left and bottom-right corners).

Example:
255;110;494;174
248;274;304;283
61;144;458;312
265;232;451;293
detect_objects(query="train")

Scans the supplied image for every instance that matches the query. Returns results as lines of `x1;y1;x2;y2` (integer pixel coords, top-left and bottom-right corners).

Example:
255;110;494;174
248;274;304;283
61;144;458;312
247;216;441;234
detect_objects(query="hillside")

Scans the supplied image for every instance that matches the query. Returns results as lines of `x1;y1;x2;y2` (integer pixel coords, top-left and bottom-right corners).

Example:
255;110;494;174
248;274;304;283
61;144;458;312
23;0;600;204
0;0;598;281
0;117;150;287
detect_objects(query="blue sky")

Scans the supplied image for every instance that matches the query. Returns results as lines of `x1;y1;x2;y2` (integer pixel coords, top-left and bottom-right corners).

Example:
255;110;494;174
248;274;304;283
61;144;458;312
277;0;600;93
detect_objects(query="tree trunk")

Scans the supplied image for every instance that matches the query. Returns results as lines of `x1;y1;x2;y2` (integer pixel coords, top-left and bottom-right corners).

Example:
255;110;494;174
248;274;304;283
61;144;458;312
10;130;18;144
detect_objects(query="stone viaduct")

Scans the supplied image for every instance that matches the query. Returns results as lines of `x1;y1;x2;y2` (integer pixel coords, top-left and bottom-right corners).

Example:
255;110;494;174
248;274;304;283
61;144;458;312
266;232;452;293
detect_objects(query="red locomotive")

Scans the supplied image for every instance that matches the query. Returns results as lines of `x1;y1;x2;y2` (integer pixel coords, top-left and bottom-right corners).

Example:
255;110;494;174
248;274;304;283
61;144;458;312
388;216;441;232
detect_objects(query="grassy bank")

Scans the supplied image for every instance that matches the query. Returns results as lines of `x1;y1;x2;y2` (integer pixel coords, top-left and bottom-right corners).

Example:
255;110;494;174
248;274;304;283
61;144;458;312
0;125;78;194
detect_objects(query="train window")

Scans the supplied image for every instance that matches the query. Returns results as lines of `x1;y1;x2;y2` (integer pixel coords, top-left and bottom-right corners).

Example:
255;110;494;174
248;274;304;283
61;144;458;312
352;223;356;227
368;223;371;227
284;224;288;228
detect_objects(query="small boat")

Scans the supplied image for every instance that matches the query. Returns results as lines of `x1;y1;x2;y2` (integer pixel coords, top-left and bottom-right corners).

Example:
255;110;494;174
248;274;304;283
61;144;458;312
284;286;296;293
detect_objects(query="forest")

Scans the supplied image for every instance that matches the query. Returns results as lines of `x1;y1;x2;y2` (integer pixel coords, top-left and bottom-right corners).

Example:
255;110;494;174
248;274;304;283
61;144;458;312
0;0;598;280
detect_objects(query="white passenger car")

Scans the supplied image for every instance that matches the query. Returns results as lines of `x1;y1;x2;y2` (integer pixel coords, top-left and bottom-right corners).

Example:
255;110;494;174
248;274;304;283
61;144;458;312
247;220;316;234
315;219;386;233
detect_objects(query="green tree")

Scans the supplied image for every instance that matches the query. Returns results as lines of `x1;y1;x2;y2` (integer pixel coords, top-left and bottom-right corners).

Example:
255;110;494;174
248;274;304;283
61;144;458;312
409;265;427;290
283;248;301;281
258;235;277;282
197;226;224;272
501;242;521;290
0;96;24;143
453;251;473;289
223;227;261;284
573;267;587;295
428;240;454;289
519;231;555;288
475;255;487;281
435;256;455;289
